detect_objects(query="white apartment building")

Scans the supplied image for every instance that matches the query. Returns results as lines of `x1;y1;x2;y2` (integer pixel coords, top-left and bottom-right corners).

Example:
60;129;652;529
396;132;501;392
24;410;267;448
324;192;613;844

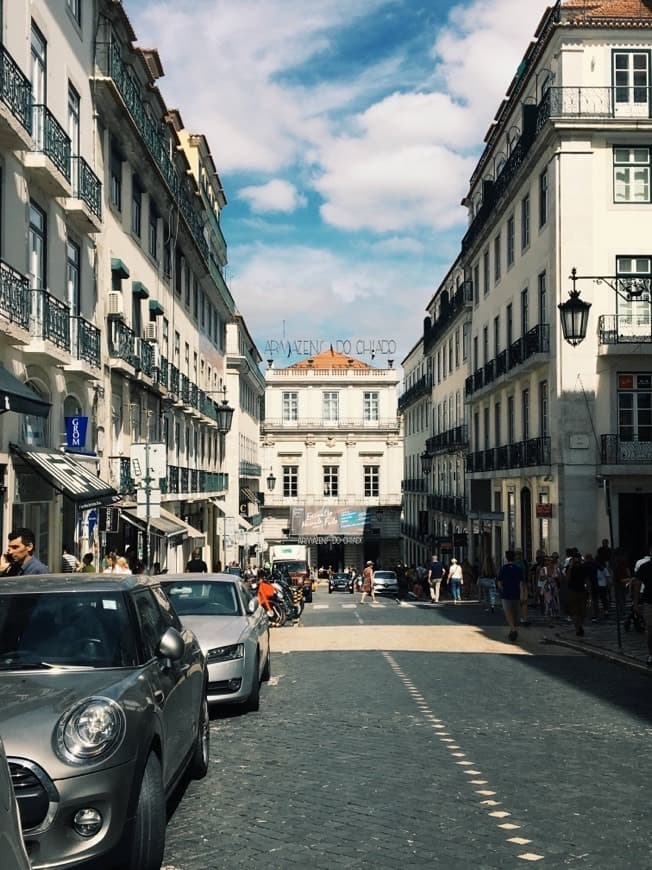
0;1;259;571
460;0;652;564
261;349;402;572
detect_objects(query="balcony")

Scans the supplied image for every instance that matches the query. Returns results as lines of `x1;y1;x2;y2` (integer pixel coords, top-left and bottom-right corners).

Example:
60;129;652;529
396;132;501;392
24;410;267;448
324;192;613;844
262;417;401;432
24;289;71;360
0;44;32;150
66;315;100;374
60;156;102;233
0;260;30;343
427;494;467;518
240;460;262;477
537;86;652;127
137;337;154;378
402;478;426;493
169;364;180;398
466;437;551;472
118;457;135;495
24;105;71;196
466;325;549;398
601;434;652;465
95;40;209;266
398;374;432;411
426;424;468;455
155;355;169;389
423;281;473;355
108;319;138;372
598;315;652;351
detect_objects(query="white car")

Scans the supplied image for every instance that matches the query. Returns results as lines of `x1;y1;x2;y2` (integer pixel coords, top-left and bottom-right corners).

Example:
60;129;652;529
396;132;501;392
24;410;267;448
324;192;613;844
162;574;270;711
373;570;399;595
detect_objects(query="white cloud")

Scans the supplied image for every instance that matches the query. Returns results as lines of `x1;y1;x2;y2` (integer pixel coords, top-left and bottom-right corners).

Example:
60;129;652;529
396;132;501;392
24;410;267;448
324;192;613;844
371;237;425;254
239;179;307;213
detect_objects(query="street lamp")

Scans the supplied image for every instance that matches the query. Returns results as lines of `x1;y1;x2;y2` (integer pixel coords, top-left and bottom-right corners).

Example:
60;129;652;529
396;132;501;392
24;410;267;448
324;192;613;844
420;451;433;475
266;468;277;491
215;387;234;435
558;267;651;346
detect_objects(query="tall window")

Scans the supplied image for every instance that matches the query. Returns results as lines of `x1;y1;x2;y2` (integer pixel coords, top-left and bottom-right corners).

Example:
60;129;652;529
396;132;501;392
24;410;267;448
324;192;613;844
539;169;548;228
66;238;80;316
448;337;453;372
506;213;515;266
522;388;530;440
538;271;547;325
454;329;460;368
29;201;46;288
283;466;298;497
507;395;515;443
473;335;478;371
494;401;502;447
364;465;379;497
494;234;501;283
613;52;649;115
67;83;80;161
148;204;158;259
131;176;142;238
521;288;529;335
494;315;500;356
364;391;379;421
483;406;490;450
614;147;650;202
282;391;298;422
110;141;122;211
323;466;339;497
173;331;180;368
473;263;480;305
462;322;470;360
482;325;489;365
31;24;46;149
618;373;652;442
521;193;530;249
506;303;513;346
162;318;169;356
539;380;549;437
184;262;191;308
616;256;651;326
67;0;81;24
322;391;339;422
163;223;171;277
483;249;490;295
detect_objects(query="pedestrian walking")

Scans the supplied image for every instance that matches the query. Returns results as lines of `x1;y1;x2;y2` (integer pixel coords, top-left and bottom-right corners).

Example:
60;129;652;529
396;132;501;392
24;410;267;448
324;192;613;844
0;528;49;575
567;552;588;636
514;548;531;626
427;554;446;604
543;556;560;625
478;555;497;612
497;550;523;642
632;551;652;666
448;558;463;603
61;545;80;573
360;561;377;604
186;548;208;573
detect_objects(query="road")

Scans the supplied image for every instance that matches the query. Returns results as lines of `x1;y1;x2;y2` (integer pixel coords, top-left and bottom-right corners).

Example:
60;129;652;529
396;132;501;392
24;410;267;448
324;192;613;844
162;594;652;869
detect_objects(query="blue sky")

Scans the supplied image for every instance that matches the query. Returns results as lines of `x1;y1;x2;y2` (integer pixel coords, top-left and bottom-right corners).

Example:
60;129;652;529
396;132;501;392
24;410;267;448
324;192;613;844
126;0;551;367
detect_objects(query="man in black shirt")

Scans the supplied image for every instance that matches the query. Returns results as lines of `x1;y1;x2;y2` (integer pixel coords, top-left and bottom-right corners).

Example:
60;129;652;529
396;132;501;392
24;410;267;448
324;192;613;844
186;548;208;573
633;550;652;666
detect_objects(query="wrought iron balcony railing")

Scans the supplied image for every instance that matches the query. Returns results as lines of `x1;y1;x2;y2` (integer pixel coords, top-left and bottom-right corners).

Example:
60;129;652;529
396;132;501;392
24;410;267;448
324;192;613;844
32;104;71;181
602;434;652;464
467;437;550;472
71;316;100;368
427;494;467;517
426;424;469;454
169;364;180;396
537;86;652;128
119;457;135;495
155;355;169;388
30;289;70;351
466;325;549;397
108;319;137;367
0;44;32;134
423;281;473;355
0;260;29;329
262;417;400;431
402;478;427;493
240;460;262;477
138;337;154;377
71;156;102;219
398;374;432;410
598;314;652;345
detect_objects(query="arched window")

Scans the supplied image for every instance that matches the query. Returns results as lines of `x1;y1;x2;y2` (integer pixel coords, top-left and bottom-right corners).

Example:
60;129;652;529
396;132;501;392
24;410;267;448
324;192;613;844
22;380;50;447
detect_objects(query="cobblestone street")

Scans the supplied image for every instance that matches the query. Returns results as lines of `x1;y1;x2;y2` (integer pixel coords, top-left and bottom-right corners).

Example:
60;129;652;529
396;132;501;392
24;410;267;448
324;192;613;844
162;599;652;869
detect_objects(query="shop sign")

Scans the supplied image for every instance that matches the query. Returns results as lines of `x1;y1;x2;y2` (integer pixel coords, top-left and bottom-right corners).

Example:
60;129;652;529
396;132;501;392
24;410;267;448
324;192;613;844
535;503;553;518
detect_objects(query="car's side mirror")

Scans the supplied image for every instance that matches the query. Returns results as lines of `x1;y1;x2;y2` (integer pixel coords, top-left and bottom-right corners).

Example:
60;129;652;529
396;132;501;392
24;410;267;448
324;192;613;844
158;627;184;661
247;598;259;614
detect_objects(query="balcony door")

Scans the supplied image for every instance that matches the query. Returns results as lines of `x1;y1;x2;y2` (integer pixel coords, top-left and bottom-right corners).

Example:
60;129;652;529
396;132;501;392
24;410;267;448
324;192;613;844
616;256;651;340
31;23;46;148
613;51;650;118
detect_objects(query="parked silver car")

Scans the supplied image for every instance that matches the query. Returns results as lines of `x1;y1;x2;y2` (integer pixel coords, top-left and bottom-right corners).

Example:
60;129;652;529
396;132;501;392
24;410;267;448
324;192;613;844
0;574;209;870
0;735;30;869
373;570;399;595
162;573;270;710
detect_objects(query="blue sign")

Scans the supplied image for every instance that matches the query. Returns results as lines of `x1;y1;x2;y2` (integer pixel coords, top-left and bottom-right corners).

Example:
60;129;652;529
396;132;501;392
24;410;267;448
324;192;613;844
88;509;97;536
65;416;88;451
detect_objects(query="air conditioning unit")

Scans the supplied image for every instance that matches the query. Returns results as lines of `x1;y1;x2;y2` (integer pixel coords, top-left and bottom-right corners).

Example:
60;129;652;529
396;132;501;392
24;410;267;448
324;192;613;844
107;291;124;318
144;322;158;342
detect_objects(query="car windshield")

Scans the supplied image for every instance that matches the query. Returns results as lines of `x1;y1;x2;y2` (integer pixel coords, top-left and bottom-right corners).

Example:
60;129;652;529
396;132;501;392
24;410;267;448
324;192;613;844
0;591;138;669
274;561;307;574
162;581;242;617
374;572;396;579
333;574;349;579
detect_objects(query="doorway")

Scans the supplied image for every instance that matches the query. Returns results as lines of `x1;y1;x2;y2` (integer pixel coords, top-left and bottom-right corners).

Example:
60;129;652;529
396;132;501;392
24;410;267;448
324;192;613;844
520;487;533;562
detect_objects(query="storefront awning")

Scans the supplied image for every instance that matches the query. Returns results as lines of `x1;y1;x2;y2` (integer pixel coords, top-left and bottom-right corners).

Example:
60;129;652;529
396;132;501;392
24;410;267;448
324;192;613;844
0;369;51;417
240;487;259;504
238;515;253;531
10;444;118;510
209;498;226;515
122;508;186;539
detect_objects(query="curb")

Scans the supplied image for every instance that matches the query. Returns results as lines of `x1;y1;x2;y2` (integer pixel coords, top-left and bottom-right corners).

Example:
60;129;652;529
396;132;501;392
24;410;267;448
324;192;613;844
544;633;652;675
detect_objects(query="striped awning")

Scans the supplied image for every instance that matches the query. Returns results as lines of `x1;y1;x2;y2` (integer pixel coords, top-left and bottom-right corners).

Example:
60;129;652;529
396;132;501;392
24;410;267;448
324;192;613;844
10;444;119;511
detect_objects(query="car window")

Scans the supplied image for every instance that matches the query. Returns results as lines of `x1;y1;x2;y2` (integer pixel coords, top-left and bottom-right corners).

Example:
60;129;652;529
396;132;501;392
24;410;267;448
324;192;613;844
133;590;168;660
0;591;137;668
161;581;242;617
151;585;182;631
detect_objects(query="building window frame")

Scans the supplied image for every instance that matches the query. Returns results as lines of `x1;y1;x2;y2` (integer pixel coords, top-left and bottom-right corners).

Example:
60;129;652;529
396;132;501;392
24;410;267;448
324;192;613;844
283;465;298;498
323;465;339;497
363;465;379;497
613;146;650;203
282;391;298;422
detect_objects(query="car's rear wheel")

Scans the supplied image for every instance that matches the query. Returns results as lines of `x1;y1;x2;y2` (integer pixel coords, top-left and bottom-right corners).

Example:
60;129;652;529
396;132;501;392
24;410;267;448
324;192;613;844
122;753;165;870
189;691;210;779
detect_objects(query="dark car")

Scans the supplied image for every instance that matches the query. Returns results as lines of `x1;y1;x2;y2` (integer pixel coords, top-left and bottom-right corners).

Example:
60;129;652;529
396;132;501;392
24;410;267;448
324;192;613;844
328;572;354;594
0;574;209;870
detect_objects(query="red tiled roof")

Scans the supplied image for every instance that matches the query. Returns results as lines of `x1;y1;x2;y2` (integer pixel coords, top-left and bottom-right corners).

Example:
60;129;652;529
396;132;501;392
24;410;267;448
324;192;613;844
290;349;372;370
561;0;652;19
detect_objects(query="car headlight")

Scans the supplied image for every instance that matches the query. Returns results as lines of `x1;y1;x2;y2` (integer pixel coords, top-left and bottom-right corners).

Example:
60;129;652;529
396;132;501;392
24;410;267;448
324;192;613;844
206;643;244;663
55;697;126;765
